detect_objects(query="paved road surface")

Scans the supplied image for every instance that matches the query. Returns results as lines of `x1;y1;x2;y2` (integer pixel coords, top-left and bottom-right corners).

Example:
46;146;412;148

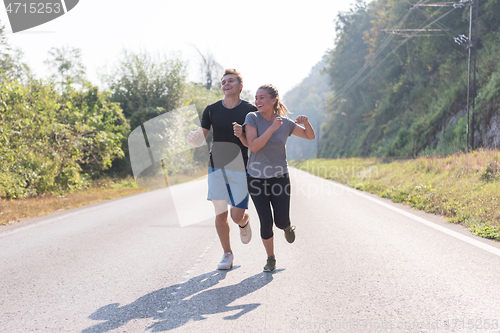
1;168;500;332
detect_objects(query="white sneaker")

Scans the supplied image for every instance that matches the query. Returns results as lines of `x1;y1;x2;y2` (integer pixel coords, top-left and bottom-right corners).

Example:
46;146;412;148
218;252;233;270
239;220;252;244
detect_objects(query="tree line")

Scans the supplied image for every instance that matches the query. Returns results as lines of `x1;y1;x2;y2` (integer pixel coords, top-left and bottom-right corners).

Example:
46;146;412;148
0;22;223;199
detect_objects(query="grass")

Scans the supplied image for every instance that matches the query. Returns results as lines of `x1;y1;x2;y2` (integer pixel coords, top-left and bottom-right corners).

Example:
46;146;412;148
290;149;500;241
0;176;149;226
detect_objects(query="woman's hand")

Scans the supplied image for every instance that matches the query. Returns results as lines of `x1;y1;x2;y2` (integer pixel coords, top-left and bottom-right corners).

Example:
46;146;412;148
292;115;315;140
270;116;283;131
233;122;250;147
295;115;309;125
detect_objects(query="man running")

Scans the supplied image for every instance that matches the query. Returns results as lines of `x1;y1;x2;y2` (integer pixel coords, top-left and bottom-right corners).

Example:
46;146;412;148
188;69;257;270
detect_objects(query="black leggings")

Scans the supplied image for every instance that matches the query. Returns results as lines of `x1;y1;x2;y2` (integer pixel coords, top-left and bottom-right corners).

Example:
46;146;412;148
247;174;291;240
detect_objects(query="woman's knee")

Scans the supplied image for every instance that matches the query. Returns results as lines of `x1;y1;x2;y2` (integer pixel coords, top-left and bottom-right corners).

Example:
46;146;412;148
275;216;291;231
261;227;274;240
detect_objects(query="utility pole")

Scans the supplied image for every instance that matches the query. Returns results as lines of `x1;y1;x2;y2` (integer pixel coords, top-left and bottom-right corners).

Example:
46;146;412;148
466;1;472;151
471;0;478;150
465;0;478;152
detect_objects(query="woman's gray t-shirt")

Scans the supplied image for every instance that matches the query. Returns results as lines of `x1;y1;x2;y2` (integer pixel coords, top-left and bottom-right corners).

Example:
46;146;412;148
243;112;296;179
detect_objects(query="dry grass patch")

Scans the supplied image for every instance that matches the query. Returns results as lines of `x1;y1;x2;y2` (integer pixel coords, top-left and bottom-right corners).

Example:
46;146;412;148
0;177;148;226
291;149;500;241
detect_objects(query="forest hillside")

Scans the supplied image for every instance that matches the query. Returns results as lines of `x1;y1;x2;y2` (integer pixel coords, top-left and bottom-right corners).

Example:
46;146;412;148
288;0;500;159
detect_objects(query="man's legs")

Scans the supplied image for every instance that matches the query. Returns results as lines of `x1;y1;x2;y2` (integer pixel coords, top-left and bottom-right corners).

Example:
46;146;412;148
213;201;250;253
213;200;232;253
209;168;251;269
213;201;251;270
231;207;249;228
213;200;233;270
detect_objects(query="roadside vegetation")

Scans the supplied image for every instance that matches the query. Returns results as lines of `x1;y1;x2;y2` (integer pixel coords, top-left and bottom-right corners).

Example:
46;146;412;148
0;177;147;226
291;149;500;241
0;21;223;226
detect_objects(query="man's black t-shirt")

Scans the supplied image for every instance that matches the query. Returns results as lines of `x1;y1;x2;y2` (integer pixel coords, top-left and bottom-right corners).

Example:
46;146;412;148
201;100;257;169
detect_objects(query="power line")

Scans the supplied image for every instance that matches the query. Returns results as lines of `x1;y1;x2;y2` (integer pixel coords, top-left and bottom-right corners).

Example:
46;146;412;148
408;0;462;37
401;34;450;37
355;6;458;89
331;2;460;104
330;0;479;152
413;2;458;6
382;28;451;31
330;0;429;102
412;0;472;7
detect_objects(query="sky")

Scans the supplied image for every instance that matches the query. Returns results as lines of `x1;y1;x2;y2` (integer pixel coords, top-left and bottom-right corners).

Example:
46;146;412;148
0;0;354;97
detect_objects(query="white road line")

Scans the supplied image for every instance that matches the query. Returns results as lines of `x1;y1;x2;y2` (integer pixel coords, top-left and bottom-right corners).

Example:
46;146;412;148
293;168;500;257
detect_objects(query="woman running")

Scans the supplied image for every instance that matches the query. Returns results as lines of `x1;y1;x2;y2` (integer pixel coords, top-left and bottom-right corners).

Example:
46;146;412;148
243;84;315;272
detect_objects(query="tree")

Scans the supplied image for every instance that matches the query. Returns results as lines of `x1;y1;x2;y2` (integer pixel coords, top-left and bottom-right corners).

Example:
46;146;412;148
59;83;130;177
104;49;188;131
101;49;188;175
0;20;32;83
194;47;223;90
44;45;86;92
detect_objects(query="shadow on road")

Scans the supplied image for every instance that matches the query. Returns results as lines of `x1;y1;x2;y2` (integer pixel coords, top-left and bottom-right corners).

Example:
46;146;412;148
83;267;283;332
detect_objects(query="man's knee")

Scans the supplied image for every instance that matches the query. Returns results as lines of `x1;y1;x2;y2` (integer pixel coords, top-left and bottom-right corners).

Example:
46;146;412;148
230;207;246;222
216;210;228;220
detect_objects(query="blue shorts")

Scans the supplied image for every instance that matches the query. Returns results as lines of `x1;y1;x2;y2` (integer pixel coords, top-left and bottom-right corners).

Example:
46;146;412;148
207;167;249;209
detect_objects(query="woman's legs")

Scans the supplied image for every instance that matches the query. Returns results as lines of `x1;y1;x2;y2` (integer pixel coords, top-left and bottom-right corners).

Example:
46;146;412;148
262;236;274;257
269;174;291;231
248;176;276;265
248;177;274;240
249;174;293;270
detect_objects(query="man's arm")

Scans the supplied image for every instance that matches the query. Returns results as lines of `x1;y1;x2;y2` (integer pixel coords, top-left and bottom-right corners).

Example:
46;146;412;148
187;127;210;147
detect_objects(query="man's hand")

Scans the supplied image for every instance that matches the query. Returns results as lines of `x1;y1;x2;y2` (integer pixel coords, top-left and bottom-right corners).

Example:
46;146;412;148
187;127;205;147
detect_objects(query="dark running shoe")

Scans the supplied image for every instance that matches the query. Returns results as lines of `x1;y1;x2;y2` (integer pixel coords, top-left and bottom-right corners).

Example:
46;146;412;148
263;256;276;272
284;225;296;243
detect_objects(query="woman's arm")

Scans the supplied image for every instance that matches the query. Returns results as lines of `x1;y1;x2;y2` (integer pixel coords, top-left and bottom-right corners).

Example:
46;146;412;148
233;122;248;147
246;117;283;153
292;115;315;140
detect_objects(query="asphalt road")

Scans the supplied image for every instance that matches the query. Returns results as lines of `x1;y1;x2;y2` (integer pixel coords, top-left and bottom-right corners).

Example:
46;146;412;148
1;168;500;333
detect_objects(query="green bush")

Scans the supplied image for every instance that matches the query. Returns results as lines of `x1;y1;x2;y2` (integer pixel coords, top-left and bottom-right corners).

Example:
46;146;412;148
0;79;128;198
